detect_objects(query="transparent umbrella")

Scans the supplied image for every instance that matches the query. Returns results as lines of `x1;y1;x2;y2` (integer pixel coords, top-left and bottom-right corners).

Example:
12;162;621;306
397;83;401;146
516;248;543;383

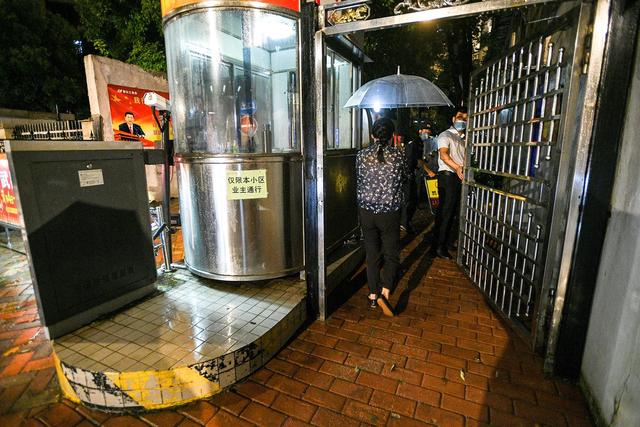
344;70;453;109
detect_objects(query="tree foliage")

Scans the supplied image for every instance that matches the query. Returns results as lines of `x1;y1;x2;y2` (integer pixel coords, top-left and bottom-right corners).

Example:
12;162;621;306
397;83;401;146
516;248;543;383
0;0;508;120
0;0;86;113
364;2;500;131
75;0;166;73
0;0;166;115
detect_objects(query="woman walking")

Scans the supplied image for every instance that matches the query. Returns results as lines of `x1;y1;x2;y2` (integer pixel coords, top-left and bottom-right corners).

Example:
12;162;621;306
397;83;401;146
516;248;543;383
356;117;409;317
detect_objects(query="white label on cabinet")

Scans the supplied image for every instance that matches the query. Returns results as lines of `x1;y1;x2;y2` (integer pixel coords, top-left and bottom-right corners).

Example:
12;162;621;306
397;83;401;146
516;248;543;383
78;169;104;187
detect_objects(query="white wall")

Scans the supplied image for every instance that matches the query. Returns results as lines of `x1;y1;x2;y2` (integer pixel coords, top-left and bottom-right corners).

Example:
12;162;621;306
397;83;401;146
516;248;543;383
581;30;640;426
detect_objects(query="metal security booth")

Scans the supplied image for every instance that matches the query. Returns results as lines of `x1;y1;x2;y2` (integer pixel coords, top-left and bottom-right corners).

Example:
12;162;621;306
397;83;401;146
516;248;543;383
162;0;304;281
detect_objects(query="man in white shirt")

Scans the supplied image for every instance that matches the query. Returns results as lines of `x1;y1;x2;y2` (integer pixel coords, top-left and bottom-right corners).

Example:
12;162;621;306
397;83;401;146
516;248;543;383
432;107;468;259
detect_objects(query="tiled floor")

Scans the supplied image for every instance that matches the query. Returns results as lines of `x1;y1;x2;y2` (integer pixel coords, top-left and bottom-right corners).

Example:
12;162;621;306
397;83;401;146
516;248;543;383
54;274;305;372
0;212;594;426
0;227;24;254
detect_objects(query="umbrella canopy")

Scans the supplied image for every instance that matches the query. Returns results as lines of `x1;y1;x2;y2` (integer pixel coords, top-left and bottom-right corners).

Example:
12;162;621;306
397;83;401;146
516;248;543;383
344;73;453;109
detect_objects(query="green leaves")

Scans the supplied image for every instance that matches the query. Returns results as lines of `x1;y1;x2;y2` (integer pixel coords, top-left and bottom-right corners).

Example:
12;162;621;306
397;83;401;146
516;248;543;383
361;4;498;129
0;0;167;115
75;0;166;73
0;0;86;113
129;41;166;74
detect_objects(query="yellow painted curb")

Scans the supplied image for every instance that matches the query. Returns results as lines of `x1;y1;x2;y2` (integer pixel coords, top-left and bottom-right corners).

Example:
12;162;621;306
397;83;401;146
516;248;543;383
53;353;80;404
105;366;221;410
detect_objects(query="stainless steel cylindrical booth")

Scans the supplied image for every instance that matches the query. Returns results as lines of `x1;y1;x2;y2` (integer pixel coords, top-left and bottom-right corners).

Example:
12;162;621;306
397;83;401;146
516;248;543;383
162;0;304;280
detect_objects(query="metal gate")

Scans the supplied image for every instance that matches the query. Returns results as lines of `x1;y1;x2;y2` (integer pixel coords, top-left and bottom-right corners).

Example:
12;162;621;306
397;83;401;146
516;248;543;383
459;7;585;337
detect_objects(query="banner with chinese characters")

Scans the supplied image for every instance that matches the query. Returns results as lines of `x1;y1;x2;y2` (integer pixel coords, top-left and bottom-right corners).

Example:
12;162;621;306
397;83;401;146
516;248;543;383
0;154;21;227
227;169;269;200
107;84;172;145
161;0;305;16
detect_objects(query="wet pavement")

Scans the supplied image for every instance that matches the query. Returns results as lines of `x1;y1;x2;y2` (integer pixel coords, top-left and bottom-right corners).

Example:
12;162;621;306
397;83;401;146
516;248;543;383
0;241;59;416
0;217;593;426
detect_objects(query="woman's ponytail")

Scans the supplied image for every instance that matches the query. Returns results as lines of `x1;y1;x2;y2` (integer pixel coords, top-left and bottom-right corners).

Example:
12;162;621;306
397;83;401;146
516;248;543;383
371;117;395;164
376;142;385;163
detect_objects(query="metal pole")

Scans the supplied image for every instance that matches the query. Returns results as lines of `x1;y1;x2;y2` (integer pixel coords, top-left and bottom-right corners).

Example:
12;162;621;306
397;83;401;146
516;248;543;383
315;29;327;320
155;205;172;272
4;225;12;250
161;111;176;272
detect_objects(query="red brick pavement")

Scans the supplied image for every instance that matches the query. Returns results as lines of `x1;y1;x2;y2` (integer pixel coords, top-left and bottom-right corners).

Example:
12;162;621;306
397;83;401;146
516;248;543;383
0;248;59;417
0;221;594;426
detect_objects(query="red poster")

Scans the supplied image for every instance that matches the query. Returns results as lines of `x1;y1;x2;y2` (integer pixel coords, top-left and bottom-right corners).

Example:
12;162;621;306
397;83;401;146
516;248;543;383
108;84;172;146
0;154;21;227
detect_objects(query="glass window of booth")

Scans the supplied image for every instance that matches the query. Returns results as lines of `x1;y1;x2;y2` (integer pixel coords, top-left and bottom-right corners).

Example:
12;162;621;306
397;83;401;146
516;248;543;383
165;9;300;155
326;49;359;150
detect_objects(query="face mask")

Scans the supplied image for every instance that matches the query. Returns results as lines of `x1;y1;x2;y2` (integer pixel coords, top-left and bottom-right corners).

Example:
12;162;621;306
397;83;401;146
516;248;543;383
453;120;466;132
419;133;431;142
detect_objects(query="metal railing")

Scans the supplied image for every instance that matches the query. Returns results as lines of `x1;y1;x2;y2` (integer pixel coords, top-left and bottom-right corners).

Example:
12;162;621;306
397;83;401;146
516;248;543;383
13;120;85;140
150;204;173;273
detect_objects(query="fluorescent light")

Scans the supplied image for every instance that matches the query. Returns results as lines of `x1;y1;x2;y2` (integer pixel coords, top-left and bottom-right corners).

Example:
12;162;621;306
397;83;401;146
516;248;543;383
253;14;295;46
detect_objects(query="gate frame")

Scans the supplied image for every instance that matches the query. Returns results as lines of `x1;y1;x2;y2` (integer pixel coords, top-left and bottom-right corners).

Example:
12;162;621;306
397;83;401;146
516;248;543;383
540;0;613;371
312;0;612;371
459;0;608;358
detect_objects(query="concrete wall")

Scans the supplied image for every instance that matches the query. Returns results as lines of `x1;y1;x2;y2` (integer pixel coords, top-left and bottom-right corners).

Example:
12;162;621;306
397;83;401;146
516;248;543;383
84;55;175;201
84;55;168;142
581;30;640;427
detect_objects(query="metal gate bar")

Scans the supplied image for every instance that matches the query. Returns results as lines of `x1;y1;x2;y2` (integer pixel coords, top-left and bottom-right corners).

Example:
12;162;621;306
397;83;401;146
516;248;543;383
460;32;571;331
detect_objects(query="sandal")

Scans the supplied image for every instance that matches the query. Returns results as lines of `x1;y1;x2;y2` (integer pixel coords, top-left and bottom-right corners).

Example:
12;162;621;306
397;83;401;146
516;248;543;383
377;295;395;317
368;295;378;309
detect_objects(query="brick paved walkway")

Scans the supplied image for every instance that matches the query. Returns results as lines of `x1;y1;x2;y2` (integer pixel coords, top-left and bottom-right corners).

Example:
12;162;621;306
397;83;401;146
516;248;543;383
0;244;59;420
0;222;593;426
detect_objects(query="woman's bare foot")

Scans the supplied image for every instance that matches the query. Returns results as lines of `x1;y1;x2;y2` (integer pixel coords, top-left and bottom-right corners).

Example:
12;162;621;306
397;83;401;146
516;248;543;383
377;291;395;317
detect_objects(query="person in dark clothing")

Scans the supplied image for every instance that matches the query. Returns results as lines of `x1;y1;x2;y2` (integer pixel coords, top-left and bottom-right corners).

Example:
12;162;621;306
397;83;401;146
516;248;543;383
417;124;438;210
399;128;422;235
356;118;409;316
118;111;145;141
432;107;468;259
420;124;438;178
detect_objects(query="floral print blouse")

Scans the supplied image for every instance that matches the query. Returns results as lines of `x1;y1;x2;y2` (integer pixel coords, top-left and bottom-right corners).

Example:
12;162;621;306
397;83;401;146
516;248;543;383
356;142;409;213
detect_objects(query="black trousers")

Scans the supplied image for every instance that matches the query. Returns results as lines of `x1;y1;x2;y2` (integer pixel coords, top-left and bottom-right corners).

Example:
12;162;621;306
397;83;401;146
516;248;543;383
400;176;418;227
416;173;428;208
434;171;461;250
359;208;401;295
